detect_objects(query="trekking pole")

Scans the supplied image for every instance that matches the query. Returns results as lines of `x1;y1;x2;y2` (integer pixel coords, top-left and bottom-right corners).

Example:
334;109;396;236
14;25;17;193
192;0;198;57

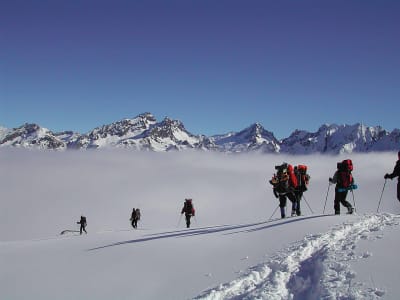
268;205;280;221
302;195;314;214
350;189;357;212
177;214;183;227
377;179;387;213
323;183;331;214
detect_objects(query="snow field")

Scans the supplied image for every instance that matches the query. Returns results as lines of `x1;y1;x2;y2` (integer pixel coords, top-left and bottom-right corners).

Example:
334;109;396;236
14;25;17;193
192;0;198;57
1;150;400;299
197;214;399;300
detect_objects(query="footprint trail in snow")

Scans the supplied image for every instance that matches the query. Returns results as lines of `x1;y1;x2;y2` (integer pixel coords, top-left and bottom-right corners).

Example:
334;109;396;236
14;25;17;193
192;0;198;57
195;213;400;300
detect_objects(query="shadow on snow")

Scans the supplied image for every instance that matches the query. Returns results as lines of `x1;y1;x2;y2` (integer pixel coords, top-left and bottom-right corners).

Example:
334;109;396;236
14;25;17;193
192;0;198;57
88;214;331;251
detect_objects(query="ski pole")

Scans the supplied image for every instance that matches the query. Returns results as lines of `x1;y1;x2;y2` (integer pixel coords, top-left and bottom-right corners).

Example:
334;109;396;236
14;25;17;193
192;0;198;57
376;179;387;213
323;183;331;214
350;189;357;212
302;195;314;214
268;205;279;221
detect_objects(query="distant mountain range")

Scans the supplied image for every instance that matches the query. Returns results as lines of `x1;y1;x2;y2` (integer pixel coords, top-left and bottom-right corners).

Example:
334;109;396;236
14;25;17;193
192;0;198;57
0;113;399;154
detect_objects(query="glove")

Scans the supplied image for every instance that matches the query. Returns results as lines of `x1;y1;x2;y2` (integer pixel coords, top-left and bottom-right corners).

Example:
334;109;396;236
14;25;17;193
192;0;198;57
329;177;333;183
350;184;358;190
384;173;390;179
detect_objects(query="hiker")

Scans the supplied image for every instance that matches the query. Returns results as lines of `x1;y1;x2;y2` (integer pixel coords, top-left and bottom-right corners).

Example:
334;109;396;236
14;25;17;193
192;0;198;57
181;199;195;228
130;208;137;228
269;163;299;218
294;165;311;216
384;151;400;201
135;208;141;228
329;159;355;215
77;215;87;235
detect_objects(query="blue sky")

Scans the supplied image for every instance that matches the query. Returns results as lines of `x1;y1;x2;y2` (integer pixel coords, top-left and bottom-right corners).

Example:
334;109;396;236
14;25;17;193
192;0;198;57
1;0;399;138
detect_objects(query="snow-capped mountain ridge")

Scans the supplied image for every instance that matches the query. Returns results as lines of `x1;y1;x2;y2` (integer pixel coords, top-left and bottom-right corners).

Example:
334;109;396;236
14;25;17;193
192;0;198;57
1;115;398;153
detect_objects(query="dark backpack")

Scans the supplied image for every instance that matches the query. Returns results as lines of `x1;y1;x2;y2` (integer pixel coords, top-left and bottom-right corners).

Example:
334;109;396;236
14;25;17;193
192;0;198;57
270;163;291;194
183;199;194;215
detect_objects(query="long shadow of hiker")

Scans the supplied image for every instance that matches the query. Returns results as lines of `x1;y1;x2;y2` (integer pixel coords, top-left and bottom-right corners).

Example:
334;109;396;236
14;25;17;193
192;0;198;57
88;214;330;251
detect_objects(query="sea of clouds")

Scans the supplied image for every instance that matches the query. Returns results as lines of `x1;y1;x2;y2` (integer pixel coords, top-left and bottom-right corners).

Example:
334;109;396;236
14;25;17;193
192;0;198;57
1;149;398;241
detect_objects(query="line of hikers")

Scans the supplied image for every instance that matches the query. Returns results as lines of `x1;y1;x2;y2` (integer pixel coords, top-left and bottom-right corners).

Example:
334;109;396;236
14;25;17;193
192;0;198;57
74;152;400;234
269;151;400;219
74;199;196;235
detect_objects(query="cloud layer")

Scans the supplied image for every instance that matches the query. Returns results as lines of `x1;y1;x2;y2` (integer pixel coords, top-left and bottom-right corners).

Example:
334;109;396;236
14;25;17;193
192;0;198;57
1;150;398;241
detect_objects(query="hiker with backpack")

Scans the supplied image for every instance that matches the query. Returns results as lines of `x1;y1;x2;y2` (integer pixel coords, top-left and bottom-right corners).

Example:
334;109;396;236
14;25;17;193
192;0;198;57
329;159;356;215
77;215;87;235
181;199;195;228
130;208;138;228
269;163;299;218
293;165;311;216
384;151;400;202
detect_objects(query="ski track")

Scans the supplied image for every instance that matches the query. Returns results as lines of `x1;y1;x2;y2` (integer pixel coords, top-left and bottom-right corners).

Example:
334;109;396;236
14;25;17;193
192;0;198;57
195;213;400;300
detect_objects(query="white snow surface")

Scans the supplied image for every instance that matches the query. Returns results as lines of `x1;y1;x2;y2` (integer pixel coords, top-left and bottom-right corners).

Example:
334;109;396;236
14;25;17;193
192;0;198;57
1;150;400;299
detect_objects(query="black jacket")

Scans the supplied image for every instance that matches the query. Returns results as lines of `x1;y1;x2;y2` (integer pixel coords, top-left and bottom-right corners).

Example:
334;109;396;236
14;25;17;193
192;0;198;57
388;160;400;181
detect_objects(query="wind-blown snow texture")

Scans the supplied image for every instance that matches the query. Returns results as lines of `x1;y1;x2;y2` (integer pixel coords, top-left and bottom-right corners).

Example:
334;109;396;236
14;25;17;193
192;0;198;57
1;113;399;153
1;150;400;299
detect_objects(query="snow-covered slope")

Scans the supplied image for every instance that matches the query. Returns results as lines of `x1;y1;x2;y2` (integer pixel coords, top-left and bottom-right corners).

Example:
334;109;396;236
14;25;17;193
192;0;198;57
0;114;399;153
211;123;280;153
1;151;400;299
0;123;66;150
119;117;206;151
0;126;9;140
70;112;157;149
280;123;394;154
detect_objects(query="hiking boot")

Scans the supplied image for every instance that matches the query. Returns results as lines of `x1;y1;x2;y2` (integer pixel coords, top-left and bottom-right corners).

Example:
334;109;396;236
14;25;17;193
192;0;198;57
291;211;297;217
347;207;354;214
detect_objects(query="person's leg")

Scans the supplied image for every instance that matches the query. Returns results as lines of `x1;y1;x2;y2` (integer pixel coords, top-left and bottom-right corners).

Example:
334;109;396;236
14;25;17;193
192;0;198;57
186;215;191;228
397;181;400;202
339;191;353;213
334;191;341;214
288;193;297;216
296;192;302;216
279;195;287;218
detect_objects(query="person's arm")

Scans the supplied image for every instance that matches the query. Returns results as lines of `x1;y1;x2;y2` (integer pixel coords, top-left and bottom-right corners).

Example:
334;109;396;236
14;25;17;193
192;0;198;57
386;161;400;179
329;171;338;184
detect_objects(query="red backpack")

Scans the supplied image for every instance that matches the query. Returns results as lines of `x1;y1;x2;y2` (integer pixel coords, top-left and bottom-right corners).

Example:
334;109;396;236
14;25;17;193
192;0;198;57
296;165;310;191
337;159;353;188
183;199;195;216
287;164;298;189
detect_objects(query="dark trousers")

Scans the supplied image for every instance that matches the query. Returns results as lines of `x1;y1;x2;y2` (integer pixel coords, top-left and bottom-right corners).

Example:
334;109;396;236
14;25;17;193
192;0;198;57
131;219;138;228
185;214;192;228
278;193;298;218
80;225;87;235
397;181;400;202
334;190;352;214
294;191;303;215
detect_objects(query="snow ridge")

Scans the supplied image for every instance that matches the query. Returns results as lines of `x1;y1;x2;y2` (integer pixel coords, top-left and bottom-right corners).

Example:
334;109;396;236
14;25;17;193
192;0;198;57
195;213;399;300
